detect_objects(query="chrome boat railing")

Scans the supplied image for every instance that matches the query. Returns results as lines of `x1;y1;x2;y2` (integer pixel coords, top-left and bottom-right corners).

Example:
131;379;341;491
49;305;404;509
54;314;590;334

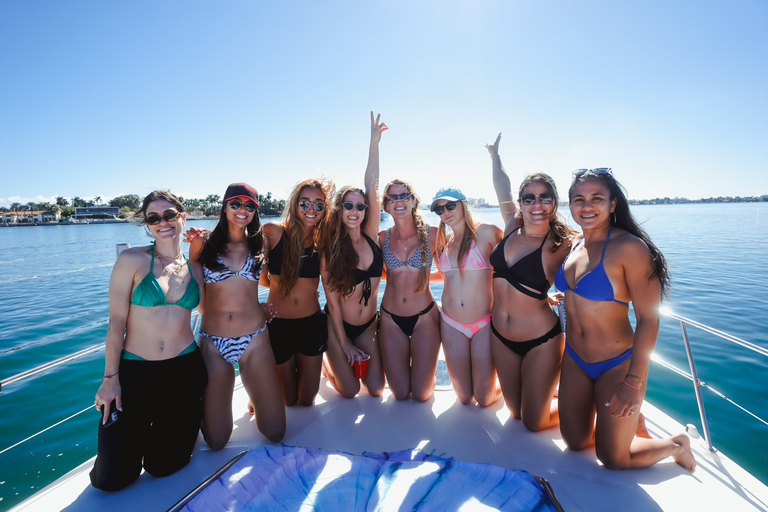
657;306;768;453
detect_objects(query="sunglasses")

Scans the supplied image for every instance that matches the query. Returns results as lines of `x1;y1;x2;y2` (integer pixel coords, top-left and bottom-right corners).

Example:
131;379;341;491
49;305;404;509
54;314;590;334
342;201;368;212
228;199;257;213
520;193;554;206
573;167;613;178
434;201;458;216
298;200;326;212
386;192;412;202
144;210;182;225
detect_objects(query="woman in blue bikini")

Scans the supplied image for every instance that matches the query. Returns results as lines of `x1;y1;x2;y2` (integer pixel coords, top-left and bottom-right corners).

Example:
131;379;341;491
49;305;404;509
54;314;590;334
485;134;575;431
378;179;441;401
320;112;388;398
91;191;208;491
556;168;696;472
189;183;285;449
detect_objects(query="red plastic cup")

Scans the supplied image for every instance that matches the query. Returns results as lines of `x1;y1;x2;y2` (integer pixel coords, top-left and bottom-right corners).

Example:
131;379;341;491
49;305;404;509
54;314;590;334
354;354;371;379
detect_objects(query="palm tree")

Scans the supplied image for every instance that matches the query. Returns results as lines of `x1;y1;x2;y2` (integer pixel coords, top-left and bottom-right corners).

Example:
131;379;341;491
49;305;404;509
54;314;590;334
93;196;102;205
56;196;69;208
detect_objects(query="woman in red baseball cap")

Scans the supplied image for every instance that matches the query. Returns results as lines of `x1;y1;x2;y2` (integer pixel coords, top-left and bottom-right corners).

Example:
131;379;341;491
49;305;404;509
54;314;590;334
189;183;285;449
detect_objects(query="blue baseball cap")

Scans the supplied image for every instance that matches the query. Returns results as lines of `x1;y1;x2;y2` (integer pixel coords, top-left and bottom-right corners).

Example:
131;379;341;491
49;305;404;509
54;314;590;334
430;187;467;212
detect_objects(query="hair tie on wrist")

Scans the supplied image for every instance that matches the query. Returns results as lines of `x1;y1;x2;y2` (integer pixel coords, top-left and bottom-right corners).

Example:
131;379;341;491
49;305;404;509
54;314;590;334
622;379;641;390
103;371;119;380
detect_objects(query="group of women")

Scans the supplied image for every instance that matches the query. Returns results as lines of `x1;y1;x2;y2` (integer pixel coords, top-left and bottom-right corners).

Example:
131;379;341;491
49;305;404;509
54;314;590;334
90;113;694;492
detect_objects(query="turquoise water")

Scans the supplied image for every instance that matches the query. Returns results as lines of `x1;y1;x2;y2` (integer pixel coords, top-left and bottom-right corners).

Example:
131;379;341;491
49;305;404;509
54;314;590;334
0;203;766;509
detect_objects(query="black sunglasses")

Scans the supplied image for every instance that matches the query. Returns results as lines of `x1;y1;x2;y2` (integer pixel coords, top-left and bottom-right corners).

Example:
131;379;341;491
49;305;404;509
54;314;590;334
434;201;458;216
342;201;368;212
386;192;412;202
299;200;325;212
229;199;258;213
144;210;182;225
520;193;554;206
573;167;613;178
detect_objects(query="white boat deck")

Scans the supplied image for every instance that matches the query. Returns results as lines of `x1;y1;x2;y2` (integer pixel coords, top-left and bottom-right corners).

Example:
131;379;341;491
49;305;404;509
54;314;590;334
13;377;768;512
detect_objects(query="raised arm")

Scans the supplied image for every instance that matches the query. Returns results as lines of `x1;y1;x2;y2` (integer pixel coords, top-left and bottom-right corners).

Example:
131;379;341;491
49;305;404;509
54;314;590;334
364;111;388;238
486;133;519;227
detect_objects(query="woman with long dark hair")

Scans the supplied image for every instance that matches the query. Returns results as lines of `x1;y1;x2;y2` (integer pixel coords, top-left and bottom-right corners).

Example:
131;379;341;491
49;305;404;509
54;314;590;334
189;183;285;449
432;186;503;406
486;134;575;431
262;177;334;406
320;112;388;398
378;179;441;401
91;191;207;491
556;167;695;472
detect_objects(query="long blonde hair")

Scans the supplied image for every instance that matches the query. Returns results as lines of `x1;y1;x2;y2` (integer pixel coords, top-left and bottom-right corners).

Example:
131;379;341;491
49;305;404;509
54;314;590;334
435;200;477;275
278;177;335;296
382;179;430;294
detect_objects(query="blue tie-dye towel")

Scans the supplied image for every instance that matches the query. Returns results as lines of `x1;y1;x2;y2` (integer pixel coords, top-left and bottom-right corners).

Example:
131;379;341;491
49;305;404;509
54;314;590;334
179;445;558;512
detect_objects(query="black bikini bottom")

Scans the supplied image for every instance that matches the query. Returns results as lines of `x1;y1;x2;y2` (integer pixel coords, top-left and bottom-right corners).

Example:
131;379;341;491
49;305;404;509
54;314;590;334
381;301;435;337
491;319;562;358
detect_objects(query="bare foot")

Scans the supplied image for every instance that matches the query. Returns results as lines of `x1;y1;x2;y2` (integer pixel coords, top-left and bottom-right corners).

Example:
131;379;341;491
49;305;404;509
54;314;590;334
636;413;651;439
672;433;697;473
248;400;255;416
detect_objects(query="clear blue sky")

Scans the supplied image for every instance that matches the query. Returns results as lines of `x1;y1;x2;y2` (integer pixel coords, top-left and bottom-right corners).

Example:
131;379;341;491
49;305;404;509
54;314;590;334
1;0;766;207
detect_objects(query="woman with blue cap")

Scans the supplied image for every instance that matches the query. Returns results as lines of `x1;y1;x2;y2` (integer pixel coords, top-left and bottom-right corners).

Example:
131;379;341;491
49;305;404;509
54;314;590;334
432;186;503;405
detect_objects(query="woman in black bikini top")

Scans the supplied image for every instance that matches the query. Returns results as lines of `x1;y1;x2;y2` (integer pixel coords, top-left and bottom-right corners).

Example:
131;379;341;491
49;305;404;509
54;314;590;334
486;133;575;433
320;112;388;399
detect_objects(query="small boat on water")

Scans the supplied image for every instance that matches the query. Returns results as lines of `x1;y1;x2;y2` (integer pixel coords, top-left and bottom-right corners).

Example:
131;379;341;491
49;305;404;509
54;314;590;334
6;305;768;512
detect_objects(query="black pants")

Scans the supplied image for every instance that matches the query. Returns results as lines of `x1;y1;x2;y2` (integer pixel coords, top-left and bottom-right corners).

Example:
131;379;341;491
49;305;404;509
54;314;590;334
89;348;208;491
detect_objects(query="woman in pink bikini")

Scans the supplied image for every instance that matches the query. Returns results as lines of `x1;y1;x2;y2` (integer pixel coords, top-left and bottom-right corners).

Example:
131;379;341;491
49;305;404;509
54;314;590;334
486;134;575;431
431;187;503;406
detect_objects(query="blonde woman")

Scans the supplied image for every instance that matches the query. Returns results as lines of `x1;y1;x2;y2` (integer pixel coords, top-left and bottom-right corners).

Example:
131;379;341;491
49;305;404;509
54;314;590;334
432;186;503;406
378;180;441;401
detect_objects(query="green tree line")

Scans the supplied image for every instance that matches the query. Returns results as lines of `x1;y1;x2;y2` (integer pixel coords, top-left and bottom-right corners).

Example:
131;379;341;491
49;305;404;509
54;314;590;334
1;193;287;220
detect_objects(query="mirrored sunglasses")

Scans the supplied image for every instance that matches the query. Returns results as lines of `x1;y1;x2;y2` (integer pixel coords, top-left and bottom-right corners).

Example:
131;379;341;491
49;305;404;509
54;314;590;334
342;201;368;212
298;200;326;212
229;199;257;213
520;193;554;206
434;201;458;216
386;192;412;202
144;210;182;225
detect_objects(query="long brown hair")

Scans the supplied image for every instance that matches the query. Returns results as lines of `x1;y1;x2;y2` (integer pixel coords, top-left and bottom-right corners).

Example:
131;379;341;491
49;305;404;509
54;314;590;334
277;177;334;296
518;173;577;253
382;179;430;294
321;186;368;298
435;200;478;276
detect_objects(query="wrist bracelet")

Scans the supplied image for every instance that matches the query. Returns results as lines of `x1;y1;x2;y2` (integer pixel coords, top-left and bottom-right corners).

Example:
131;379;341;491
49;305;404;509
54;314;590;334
103;371;119;380
625;373;642;382
622;379;641;390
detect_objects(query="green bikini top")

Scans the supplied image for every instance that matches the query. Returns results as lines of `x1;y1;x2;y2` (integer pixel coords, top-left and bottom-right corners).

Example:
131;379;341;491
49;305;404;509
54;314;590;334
130;243;200;310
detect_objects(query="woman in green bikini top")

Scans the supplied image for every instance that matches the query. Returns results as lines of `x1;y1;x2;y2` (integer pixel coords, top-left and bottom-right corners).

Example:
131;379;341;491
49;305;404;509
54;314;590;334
90;190;208;492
